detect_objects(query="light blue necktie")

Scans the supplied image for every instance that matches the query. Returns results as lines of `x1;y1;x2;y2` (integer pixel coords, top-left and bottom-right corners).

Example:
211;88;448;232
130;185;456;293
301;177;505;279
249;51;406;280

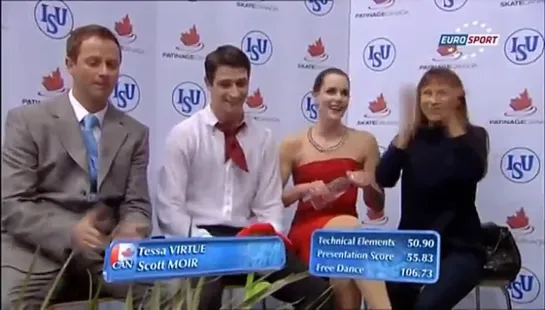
81;115;99;193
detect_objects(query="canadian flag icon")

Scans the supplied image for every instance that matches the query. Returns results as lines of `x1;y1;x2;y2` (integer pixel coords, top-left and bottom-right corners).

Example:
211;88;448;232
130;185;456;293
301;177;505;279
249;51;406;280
109;243;136;266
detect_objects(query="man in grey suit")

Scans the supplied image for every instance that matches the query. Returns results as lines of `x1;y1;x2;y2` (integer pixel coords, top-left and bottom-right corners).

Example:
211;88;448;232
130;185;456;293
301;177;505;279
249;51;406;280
1;25;153;309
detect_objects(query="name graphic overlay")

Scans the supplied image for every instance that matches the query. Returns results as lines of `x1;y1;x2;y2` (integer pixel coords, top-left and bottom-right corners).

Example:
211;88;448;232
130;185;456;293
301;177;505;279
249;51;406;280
309;229;440;284
103;236;286;283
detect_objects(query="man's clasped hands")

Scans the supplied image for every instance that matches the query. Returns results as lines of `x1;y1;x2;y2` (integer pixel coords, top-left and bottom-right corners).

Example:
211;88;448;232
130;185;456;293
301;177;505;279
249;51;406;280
71;205;149;253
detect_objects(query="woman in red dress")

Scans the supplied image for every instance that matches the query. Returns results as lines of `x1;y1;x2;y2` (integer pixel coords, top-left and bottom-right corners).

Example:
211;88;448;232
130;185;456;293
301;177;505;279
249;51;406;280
279;68;391;309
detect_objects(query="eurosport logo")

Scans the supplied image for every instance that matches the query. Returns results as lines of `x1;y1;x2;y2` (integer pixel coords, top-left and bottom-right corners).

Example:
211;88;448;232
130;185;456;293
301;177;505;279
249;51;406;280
171;82;207;117
34;0;74;39
504;28;544;66
508;267;542;304
500;147;541;183
301;91;317;123
434;0;468;12
305;0;334;16
363;37;396;72
241;30;273;65
109;74;141;113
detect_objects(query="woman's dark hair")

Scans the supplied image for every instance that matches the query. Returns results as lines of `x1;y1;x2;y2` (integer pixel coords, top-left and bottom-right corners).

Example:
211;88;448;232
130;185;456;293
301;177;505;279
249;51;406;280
416;67;469;125
312;67;349;93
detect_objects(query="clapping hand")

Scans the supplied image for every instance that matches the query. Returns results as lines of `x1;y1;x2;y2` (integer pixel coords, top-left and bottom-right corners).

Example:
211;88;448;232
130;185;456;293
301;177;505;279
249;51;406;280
302;180;334;201
346;170;373;188
71;205;113;251
112;220;150;240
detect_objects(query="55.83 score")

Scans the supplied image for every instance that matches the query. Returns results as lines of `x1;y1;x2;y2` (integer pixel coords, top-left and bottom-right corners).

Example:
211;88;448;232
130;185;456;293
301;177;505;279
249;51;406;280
406;253;434;263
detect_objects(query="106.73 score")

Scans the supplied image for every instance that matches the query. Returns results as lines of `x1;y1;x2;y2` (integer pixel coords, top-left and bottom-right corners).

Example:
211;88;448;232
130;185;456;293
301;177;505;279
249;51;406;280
400;267;434;279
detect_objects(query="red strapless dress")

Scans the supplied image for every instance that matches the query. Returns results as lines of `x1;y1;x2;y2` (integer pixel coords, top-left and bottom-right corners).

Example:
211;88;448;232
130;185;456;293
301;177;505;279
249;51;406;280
288;158;361;263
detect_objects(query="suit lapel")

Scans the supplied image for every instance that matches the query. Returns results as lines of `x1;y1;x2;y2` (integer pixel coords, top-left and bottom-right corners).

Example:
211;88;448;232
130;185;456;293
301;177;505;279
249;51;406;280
49;94;89;173
98;105;128;190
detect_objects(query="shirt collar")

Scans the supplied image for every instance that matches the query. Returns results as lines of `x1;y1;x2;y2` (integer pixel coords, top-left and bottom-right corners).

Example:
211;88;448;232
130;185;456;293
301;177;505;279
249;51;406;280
68;89;108;126
202;104;248;129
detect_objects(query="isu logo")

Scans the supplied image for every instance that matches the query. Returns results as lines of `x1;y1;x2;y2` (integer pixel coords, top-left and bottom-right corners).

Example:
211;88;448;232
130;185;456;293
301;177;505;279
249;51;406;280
110;243;136;270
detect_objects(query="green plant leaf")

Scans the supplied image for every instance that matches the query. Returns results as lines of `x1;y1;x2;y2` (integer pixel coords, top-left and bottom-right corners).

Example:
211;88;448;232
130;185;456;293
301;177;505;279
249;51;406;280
183;279;192;310
16;246;41;310
244;272;255;295
40;251;75;310
123;285;133;310
171;279;185;310
235;272;309;309
88;277;103;310
245;281;271;301
148;282;161;310
86;269;93;302
190;277;205;310
304;285;333;310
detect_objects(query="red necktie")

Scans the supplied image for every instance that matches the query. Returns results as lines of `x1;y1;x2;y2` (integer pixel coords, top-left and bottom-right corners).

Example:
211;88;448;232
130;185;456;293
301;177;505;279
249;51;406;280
216;123;248;172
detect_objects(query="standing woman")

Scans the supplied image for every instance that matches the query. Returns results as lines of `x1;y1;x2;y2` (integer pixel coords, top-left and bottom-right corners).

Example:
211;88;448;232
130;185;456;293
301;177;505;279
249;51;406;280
279;68;392;310
377;68;489;309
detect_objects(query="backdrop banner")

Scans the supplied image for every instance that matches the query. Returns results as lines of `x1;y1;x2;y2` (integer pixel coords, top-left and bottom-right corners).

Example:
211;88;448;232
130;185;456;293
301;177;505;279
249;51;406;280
348;1;544;309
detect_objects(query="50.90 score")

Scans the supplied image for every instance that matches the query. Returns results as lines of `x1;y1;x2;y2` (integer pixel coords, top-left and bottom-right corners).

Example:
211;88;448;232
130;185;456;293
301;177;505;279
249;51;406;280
407;238;435;248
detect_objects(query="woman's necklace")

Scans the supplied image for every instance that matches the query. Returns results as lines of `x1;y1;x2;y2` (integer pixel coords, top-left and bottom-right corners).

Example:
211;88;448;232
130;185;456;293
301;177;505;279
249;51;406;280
307;127;349;153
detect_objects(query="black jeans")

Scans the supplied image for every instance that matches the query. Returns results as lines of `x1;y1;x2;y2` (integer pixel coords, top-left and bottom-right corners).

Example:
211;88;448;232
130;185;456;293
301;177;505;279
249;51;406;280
193;225;334;310
387;251;484;310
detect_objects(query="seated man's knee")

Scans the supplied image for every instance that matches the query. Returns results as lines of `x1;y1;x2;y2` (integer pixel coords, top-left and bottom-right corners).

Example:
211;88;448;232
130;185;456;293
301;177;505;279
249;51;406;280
1;267;56;309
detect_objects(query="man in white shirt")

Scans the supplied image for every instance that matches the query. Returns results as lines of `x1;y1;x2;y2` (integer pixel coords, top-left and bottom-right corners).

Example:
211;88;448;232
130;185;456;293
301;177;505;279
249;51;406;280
156;45;334;310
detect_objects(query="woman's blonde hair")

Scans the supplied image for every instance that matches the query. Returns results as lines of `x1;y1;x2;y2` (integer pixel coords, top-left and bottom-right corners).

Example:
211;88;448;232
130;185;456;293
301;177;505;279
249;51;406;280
415;67;470;126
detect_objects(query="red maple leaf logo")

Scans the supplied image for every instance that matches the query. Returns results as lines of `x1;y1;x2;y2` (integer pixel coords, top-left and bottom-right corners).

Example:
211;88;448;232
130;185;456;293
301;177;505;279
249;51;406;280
246;89;264;108
121;247;133;257
114;14;133;37
506;208;530;229
368;93;387;113
181;25;200;46
509;89;533;111
436;45;458;56
41;68;64;91
308;38;325;57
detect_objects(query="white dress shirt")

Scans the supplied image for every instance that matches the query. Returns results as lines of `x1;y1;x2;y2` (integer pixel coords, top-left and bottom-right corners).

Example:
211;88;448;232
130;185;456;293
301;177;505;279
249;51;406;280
156;105;284;238
68;89;108;142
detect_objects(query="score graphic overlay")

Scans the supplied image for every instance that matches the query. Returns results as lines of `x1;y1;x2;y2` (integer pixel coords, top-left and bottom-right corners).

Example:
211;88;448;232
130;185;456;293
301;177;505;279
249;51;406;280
309;230;440;284
103;236;285;283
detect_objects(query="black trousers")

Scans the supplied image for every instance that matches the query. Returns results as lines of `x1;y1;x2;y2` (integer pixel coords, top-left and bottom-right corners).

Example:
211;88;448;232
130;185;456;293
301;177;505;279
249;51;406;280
193;225;334;310
387;250;484;310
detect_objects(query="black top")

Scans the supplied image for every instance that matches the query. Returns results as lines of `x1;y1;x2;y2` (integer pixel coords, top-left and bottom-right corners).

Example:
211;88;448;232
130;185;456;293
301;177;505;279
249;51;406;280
376;125;489;253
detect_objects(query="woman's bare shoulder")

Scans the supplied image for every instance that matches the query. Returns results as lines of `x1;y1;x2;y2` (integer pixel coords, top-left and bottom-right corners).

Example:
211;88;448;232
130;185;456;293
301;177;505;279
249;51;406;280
350;128;378;145
280;129;306;154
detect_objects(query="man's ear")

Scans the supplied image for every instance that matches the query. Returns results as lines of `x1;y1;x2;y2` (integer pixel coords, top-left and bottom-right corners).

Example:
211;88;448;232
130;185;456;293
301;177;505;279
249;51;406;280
65;56;75;74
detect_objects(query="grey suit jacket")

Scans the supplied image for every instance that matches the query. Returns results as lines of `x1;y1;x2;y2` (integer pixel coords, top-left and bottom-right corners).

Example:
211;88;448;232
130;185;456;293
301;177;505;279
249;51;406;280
1;93;152;273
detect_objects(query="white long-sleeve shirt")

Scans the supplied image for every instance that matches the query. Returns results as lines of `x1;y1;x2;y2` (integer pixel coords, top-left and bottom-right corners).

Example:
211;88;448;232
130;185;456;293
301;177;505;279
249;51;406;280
155;105;284;237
